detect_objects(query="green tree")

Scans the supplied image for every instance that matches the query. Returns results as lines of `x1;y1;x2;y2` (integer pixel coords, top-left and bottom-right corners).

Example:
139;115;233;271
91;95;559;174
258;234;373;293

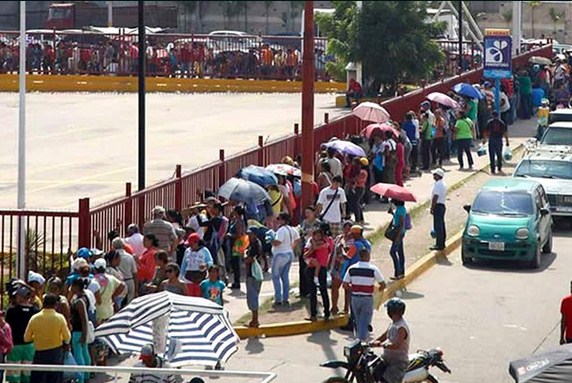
527;1;542;38
220;1;242;29
502;9;513;27
548;7;565;35
317;1;444;93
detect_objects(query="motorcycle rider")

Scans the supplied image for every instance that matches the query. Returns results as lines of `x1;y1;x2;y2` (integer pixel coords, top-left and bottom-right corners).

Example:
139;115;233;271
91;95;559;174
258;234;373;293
371;298;410;383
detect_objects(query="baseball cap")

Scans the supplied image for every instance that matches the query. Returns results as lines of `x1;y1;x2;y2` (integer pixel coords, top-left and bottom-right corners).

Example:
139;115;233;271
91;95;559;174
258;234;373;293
431;168;445;178
185;232;201;245
77;247;92;259
28;271;45;285
350;225;363;234
343;220;354;228
139;344;155;360
94;258;107;271
13;286;32;298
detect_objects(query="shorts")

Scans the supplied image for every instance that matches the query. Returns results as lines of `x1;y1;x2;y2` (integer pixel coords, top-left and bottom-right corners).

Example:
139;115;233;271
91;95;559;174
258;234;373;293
246;277;262;311
6;343;35;383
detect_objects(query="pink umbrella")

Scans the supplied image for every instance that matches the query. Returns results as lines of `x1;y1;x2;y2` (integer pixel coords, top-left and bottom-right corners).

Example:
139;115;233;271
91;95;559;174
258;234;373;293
370;183;417;202
362;123;399;139
352;102;390;123
426;92;460;109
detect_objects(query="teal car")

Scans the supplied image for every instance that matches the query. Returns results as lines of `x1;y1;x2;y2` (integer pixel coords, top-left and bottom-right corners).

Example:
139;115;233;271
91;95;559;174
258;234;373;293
462;178;553;268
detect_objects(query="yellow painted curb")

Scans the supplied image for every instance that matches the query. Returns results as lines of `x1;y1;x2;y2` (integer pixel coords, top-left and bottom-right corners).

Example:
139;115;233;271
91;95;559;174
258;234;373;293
234;314;349;339
0;74;345;93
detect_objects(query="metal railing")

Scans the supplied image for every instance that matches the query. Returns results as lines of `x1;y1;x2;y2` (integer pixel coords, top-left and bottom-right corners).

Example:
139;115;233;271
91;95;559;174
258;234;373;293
0;363;277;383
0;30;331;81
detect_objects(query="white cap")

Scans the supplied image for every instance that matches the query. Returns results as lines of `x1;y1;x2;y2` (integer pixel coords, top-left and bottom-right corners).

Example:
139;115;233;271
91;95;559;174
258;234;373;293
94;258;107;270
432;168;445;178
28;271;45;285
72;257;89;271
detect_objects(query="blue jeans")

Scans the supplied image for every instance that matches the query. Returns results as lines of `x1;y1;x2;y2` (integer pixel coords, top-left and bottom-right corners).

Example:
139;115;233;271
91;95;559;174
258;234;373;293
72;332;91;383
351;295;374;341
271;252;293;303
389;240;405;277
488;137;503;172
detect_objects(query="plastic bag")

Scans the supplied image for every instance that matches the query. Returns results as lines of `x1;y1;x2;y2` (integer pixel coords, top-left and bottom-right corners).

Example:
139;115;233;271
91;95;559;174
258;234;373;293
63;351;83;382
251;258;264;282
477;144;487;157
503;146;512;161
404;213;413;231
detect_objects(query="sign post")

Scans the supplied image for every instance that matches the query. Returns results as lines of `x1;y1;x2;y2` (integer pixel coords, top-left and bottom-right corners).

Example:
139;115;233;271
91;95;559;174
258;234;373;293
483;29;512;115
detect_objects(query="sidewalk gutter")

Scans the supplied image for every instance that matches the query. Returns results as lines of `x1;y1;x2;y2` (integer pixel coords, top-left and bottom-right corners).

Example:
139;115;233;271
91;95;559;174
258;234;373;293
234;143;524;339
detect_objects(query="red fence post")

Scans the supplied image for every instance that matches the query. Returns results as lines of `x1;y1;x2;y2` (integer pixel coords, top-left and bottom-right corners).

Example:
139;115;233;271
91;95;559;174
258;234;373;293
175;165;182;211
258;136;264;166
138;194;146;230
219;149;226;188
78;198;91;248
125;182;132;228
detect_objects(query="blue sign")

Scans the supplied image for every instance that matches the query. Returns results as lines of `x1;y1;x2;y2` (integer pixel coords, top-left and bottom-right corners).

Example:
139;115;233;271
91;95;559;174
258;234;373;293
483;34;512;79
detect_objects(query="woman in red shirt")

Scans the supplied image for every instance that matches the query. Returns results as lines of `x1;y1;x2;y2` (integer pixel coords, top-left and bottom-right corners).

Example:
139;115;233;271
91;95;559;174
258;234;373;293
137;234;159;290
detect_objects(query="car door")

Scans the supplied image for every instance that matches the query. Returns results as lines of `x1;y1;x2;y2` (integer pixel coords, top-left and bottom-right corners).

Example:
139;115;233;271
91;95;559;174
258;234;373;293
535;186;551;244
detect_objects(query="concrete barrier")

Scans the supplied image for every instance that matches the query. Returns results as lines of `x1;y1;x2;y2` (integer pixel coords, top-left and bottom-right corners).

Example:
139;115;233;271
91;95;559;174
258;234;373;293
0;74;345;93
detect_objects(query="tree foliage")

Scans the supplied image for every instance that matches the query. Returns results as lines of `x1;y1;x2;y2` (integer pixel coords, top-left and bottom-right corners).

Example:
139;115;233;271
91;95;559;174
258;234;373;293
317;1;444;94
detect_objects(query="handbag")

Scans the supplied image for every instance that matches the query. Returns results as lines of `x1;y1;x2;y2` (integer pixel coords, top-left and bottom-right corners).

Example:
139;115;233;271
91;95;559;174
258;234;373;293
251;258;264;282
384;222;399;241
86;321;95;344
404;213;413;231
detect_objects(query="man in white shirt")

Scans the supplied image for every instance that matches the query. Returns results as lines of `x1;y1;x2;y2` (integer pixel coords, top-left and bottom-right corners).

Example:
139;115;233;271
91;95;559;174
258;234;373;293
124;224;146;259
430;168;447;251
316;176;347;236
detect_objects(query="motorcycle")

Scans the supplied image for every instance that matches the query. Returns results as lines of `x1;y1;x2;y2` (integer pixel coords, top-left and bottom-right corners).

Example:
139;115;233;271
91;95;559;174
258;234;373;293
321;340;451;383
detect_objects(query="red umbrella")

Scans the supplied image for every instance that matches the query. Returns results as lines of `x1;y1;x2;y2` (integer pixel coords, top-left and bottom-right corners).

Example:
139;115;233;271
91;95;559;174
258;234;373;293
361;123;399;139
370;183;417;202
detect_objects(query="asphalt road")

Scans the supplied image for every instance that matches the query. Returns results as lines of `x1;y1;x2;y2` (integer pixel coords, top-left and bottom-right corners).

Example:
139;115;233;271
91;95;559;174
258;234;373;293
0;92;341;209
217;228;571;383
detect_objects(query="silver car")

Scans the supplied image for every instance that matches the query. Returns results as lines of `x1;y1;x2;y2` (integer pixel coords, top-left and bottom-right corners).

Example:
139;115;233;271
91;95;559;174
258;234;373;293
514;149;572;217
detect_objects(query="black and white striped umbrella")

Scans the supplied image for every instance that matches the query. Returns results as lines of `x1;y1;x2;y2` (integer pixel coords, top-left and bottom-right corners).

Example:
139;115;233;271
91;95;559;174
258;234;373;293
95;291;240;367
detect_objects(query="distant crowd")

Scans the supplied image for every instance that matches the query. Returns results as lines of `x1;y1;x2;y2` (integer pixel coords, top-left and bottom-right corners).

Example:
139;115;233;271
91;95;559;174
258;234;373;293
0;36;331;80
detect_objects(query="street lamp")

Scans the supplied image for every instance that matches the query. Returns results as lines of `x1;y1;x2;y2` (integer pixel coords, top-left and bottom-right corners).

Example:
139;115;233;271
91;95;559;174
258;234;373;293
138;0;146;191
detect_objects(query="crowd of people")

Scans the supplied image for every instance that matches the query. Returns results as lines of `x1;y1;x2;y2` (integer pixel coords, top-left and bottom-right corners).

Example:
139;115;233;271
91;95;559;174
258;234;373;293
0;35;331;80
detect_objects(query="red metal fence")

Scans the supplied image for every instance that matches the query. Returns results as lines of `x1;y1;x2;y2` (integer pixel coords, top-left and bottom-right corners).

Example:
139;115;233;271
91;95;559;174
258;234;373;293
0;43;553;304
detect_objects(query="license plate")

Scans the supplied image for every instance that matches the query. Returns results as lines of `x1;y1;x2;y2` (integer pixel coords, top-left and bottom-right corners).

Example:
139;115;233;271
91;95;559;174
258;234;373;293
489;241;505;251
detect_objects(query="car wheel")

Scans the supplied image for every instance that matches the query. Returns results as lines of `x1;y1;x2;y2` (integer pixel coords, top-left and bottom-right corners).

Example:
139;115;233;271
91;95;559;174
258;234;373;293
461;246;472;266
529;245;541;269
542;232;553;254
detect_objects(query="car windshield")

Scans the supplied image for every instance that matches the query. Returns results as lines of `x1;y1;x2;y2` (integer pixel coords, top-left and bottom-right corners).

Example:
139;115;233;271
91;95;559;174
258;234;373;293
472;190;533;216
515;160;572;180
541;127;572;145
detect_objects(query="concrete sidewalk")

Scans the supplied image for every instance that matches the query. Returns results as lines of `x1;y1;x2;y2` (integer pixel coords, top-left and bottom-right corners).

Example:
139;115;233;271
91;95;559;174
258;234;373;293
225;118;537;324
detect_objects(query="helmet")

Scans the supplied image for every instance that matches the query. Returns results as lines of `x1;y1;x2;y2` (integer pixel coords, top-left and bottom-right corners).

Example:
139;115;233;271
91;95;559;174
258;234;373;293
385;297;406;316
76;247;93;259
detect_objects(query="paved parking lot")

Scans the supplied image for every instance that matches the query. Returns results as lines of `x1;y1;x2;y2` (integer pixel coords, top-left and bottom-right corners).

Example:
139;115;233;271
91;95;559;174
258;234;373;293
0;92;341;209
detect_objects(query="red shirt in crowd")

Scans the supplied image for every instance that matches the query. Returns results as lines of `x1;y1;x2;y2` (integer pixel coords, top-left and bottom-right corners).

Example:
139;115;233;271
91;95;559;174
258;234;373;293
138;248;157;282
562;295;572;339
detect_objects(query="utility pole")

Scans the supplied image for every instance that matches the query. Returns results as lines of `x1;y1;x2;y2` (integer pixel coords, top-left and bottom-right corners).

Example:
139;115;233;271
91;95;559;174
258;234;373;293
17;1;26;279
458;0;463;74
107;1;113;27
138;1;145;190
301;1;315;210
512;1;522;55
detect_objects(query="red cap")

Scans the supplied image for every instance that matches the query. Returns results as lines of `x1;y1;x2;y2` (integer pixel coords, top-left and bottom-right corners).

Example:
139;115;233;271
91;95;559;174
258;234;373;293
185;233;201;246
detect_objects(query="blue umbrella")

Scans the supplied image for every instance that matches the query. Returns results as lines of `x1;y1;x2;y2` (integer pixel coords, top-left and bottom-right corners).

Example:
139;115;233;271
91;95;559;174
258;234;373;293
452;83;484;100
218;177;270;204
237;165;278;187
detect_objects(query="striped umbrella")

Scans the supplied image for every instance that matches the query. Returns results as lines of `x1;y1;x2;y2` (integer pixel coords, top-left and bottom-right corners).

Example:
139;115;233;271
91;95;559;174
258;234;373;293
95;291;239;367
